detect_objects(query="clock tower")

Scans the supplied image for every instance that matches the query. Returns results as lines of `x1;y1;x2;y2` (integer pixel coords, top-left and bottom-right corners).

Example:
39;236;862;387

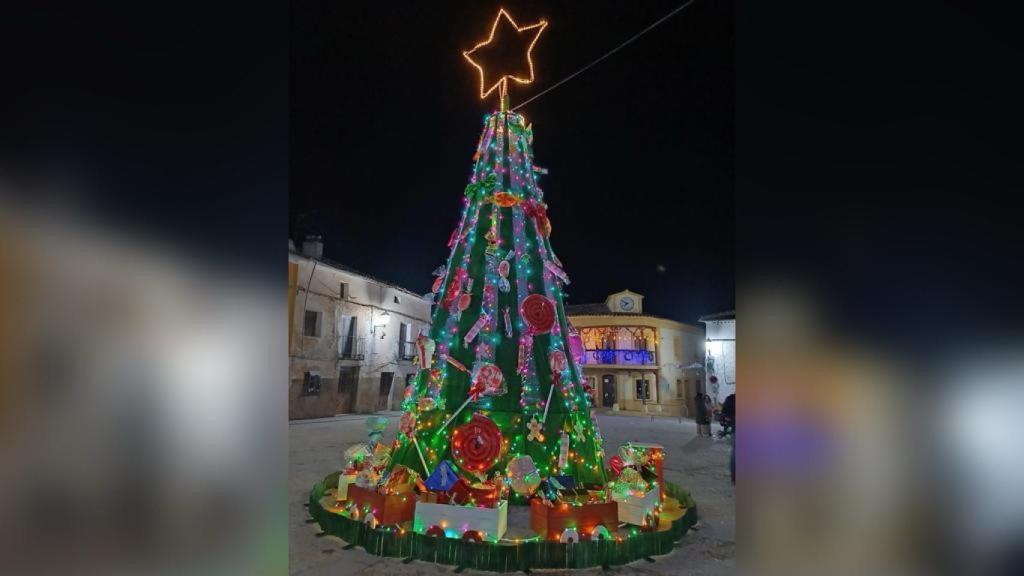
605;289;644;314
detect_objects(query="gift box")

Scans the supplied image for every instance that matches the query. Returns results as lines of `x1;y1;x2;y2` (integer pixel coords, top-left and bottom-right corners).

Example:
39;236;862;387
336;472;358;501
624;442;664;492
346;484;416;526
448;478;500;508
530;498;618;541
414;500;508;542
421;490;456;504
424;460;460;492
612;485;660;528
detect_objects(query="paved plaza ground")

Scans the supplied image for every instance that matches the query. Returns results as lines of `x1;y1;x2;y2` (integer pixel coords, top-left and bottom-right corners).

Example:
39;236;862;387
290;412;735;576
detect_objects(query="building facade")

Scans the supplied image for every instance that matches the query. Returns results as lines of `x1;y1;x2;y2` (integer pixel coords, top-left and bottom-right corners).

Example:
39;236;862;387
288;239;432;420
566;290;705;417
700;310;735;405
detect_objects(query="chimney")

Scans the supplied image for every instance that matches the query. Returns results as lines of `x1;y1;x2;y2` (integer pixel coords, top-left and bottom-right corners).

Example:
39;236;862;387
301;234;323;259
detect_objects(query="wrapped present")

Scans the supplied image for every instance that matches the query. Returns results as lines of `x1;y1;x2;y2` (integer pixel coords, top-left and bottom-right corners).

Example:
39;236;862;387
414;500;508;542
336;472;358;501
624;442;664;491
530;498;618;541
448;478;500;508
355;467;380;489
612;485;661;529
346;484;416;526
371;442;392;468
382;465;418;495
423;460;459;492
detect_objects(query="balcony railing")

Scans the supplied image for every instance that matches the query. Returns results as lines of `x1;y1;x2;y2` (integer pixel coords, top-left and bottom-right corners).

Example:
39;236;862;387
339;336;366;360
582;349;656;366
399;340;416;361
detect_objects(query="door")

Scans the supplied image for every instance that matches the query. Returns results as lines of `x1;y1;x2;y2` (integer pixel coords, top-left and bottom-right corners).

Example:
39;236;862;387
378;372;395;411
336;366;359;414
601;374;616;407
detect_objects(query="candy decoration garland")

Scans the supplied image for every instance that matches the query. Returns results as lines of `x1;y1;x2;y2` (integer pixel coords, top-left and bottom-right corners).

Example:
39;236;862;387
452;413;502;474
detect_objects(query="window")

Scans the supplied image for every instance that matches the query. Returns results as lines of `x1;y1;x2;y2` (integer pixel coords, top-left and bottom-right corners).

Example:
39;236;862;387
339;282;349;299
302;371;321;396
399;322;414;360
635;379;651;401
338;315;362;359
303;310;321;337
338;366;358;393
393;295;401;304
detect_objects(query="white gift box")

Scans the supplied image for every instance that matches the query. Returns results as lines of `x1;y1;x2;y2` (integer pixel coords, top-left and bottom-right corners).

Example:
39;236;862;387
612;485;660;527
336;473;358;501
414;500;508;542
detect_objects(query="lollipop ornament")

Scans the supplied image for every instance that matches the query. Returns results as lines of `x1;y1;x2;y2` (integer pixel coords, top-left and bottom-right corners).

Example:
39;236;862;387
438;362;505;433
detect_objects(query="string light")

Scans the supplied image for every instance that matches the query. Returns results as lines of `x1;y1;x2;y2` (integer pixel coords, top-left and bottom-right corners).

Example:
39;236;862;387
463;8;549;100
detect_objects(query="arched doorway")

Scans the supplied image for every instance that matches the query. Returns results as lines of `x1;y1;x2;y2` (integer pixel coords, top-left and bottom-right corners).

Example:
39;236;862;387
601;374;617;408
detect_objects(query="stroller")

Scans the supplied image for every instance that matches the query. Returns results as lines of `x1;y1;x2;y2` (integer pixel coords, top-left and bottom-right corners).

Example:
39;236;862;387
716;393;735;438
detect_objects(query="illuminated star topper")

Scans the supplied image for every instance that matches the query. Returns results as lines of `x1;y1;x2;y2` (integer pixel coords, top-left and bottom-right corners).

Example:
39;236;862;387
463;8;548;100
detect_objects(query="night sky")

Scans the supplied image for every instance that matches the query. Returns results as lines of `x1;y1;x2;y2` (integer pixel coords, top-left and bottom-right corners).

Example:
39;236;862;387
291;0;734;324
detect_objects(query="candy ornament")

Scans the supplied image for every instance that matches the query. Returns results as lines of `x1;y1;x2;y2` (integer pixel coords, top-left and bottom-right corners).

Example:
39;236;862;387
366;416;389;448
492;191;519;207
506;455;541;496
415;334;436;370
521;294;556;334
558;431;570;470
497;259;510;292
609;455;625;477
431;275;444;294
452;413;503;473
526;416;544;442
464;313;490;346
438;362;504;432
541;348;569;423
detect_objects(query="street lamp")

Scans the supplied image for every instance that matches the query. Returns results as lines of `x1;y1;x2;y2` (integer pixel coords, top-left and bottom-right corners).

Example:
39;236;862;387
372;309;390;339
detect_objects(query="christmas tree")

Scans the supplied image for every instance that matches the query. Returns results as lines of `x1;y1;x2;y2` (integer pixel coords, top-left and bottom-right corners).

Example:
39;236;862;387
388;102;608;491
387;8;606;497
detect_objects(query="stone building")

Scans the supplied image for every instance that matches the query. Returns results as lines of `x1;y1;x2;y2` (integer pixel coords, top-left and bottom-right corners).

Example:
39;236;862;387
566;290;705;417
288;238;432;419
700;310;735;405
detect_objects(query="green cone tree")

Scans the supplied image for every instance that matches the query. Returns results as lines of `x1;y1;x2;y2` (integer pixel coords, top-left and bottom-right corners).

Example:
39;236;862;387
389;108;607;492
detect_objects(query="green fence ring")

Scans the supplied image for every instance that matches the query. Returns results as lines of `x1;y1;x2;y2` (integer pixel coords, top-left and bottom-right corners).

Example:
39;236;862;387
308;478;698;572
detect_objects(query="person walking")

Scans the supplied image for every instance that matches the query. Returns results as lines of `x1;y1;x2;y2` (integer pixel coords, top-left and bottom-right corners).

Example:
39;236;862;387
695;392;710;437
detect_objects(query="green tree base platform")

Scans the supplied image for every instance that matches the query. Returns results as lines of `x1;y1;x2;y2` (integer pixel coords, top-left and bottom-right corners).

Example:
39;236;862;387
308;476;698;572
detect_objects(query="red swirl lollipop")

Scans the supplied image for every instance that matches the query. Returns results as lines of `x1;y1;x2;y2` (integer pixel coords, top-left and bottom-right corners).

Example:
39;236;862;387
521;294;556;334
452;414;502;473
399;412;416;437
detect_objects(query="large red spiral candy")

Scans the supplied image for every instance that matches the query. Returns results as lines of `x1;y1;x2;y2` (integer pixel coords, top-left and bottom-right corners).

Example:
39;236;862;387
521;294;556;334
452;414;502;473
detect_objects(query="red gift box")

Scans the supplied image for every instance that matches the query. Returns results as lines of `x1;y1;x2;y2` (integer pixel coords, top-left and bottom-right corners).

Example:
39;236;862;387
447;478;500;508
530;498;619;541
346;484;415;526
